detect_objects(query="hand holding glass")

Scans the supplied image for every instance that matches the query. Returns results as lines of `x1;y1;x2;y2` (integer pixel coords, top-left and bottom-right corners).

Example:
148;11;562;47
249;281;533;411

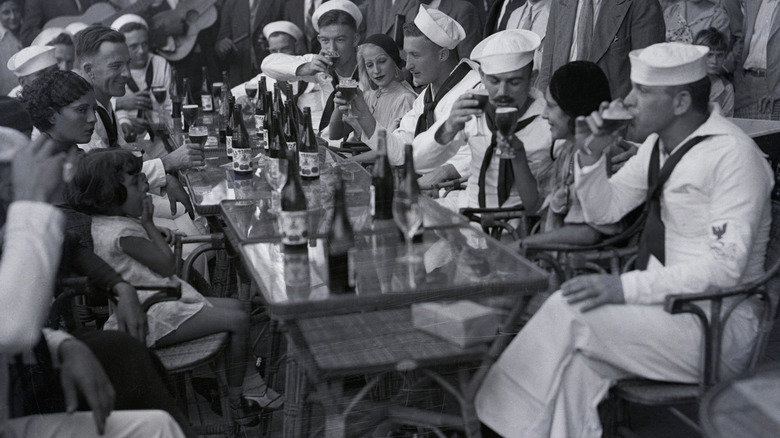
338;79;359;119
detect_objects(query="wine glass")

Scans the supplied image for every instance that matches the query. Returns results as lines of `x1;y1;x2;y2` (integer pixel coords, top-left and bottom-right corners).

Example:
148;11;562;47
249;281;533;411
338;78;359;119
151;87;167;124
392;192;423;264
182;104;199;131
245;82;258;110
264;158;288;213
471;89;490;137
322;49;340;82
495;107;519;159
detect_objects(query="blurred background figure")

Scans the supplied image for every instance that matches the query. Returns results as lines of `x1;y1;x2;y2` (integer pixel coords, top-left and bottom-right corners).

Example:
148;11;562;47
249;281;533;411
6;45;57;98
0;0;21;95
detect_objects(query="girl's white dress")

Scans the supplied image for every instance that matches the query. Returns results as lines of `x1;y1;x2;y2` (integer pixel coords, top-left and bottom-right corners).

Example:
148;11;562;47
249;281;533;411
92;215;211;347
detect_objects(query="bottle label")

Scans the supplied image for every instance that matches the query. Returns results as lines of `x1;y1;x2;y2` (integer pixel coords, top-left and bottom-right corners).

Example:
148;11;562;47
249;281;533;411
226;136;233;157
206;135;218;148
286;141;297;151
261;129;269;150
254;114;265;129
299;152;319;177
280;211;309;245
232;148;252;172
369;185;376;217
201;95;213;112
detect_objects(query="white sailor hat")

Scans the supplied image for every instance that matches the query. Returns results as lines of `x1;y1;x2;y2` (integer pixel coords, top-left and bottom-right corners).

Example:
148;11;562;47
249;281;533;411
629;42;709;86
263;20;304;42
470;29;540;75
413;5;465;50
6;45;57;77
65;22;88;36
311;0;363;32
31;27;68;46
110;14;148;32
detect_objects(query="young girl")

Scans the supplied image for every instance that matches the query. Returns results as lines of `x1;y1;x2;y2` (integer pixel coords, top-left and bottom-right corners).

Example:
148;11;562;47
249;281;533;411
329;33;417;141
66;149;282;423
523;61;622;246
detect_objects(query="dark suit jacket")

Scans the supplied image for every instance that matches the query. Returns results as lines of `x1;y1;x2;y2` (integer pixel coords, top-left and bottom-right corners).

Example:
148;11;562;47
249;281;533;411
537;0;665;98
21;0;100;46
360;0;418;42
216;0;286;84
484;0;528;37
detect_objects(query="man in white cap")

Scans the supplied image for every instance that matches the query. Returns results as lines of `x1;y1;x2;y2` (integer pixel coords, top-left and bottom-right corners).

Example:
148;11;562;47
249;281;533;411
111;14;172;144
5;45;58;97
336;5;479;189
475;42;773;437
36;30;76;72
262;0;362;131
413;29;551;211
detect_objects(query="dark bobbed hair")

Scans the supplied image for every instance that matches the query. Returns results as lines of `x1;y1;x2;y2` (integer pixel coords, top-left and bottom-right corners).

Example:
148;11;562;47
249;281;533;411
48;32;74;46
549;61;612;134
0;96;33;137
75;24;125;61
693;27;729;52
18;69;92;132
66;148;143;215
318;10;357;32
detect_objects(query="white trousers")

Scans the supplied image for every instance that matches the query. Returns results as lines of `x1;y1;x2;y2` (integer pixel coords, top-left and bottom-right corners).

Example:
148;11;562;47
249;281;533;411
475;291;759;438
5;409;185;438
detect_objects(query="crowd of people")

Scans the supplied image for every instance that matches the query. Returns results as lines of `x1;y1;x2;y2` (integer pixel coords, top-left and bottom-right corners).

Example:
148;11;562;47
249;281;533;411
0;0;778;437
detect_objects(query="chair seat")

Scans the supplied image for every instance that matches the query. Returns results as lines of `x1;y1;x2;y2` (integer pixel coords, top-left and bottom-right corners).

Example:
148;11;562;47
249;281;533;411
154;332;229;373
613;378;699;406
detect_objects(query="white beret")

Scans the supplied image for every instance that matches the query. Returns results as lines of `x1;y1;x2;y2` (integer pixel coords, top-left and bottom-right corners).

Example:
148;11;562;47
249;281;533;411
413;5;465;50
263;20;304;42
470;29;540;75
629;42;709;86
31;27;68;46
312;0;363;33
110;14;148;32
6;46;57;77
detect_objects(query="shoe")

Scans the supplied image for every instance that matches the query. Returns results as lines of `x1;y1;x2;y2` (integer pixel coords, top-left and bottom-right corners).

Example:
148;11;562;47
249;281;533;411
229;397;261;427
243;372;285;411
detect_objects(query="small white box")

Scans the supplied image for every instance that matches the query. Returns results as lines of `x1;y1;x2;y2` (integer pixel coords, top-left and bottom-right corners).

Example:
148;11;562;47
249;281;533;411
412;300;499;348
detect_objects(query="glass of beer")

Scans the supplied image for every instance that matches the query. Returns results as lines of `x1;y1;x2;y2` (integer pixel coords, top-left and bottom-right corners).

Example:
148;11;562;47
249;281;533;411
471;89;490;137
182;104;199;129
495;107;519;159
338;78;359;118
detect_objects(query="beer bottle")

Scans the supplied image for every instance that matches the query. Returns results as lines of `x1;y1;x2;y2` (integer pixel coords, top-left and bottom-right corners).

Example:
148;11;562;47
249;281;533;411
371;129;394;220
225;95;235;158
327;168;356;294
299;107;319;180
181;78;194;130
262;91;272;152
400;144;423;242
232;103;252;174
221;70;232;99
218;82;230;144
284;102;298;153
280;149;308;246
200;66;213;112
273;83;283;116
255;78;267;144
169;67;181;122
269;110;284;160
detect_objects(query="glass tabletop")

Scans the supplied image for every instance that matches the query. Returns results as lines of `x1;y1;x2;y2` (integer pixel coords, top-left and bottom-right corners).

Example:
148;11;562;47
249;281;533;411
238;225;549;319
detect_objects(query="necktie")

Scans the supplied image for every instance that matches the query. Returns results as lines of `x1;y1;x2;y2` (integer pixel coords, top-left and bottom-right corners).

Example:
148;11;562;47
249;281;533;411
575;0;594;60
96;105;118;148
498;0;523;32
635;135;708;269
414;62;473;136
477;111;538;208
520;4;534;30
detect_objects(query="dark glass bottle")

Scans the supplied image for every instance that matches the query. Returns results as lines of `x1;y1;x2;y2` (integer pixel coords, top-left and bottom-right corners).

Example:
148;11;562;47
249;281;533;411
327;169;356;294
221;70;232;99
169;67;181;122
181;78;194;130
218;81;230;144
262;91;272;152
224;96;235;158
400;143;423;242
200;66;213;112
255;77;267;143
269;110;284;160
299;107;319;180
280;149;308;246
232;103;252;174
371;129;394;220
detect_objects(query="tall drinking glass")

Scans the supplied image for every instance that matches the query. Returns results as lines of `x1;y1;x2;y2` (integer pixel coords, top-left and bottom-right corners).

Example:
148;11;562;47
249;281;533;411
392;191;423;264
337;78;359;119
322;50;340;81
471;89;490;137
182;104;199;130
152;87;167;124
495;107;519;159
264;158;288;213
245;82;258;110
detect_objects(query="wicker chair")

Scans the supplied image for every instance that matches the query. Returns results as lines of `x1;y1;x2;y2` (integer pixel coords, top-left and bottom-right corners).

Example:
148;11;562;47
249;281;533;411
605;200;780;437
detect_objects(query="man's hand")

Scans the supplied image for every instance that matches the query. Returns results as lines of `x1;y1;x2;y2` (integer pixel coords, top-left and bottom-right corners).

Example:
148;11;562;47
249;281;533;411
121;117;149;137
141;195;155;224
759;95;776;114
436;93;481;145
115;90;153;111
113;282;147;343
59;339;116;435
12;134;66;202
296;53;332;77
560;274;625;312
417;164;460;197
575;101;622;166
334;88;369;116
165;174;195;219
215;38;236;57
160;141;205;172
609;139;639;173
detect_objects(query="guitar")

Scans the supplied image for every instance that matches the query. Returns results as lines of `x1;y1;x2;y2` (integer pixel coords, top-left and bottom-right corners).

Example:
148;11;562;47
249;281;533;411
44;0;217;62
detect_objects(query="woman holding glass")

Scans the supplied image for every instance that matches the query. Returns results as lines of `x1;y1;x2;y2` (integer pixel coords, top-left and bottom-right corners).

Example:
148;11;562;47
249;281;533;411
328;34;417;142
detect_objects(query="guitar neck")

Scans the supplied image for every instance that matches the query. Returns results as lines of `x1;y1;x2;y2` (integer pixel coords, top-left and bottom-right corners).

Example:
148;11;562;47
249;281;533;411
101;0;155;26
